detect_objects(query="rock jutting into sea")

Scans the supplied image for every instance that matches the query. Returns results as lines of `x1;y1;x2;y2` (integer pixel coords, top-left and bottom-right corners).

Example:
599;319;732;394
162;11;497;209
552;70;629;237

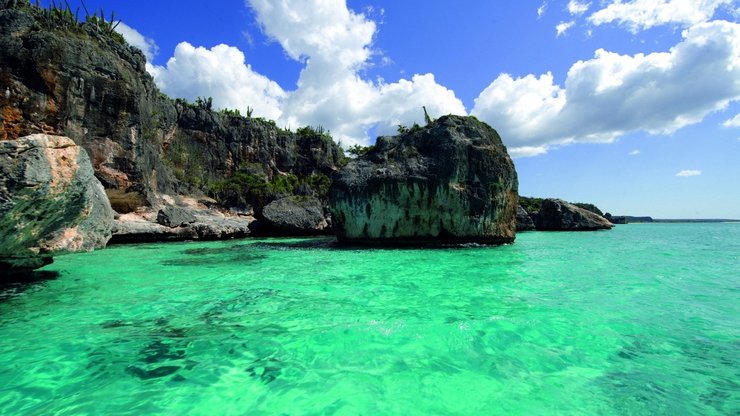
534;198;614;231
0;134;113;275
329;115;518;246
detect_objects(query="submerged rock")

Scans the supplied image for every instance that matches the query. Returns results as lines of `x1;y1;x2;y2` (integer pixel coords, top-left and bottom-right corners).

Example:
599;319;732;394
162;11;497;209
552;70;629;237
329;115;518;245
516;205;536;231
535;199;613;231
0;134;113;275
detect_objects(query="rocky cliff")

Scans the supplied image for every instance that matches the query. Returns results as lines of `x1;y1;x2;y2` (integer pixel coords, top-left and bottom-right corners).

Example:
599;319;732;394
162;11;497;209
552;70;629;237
534;199;613;231
329;115;518;245
0;4;344;232
0;134;113;275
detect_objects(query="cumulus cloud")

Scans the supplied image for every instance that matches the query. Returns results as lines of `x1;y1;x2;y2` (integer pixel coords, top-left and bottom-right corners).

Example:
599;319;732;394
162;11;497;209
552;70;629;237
556;21;576;37
149;43;286;120
568;0;591;16
245;0;465;145
115;22;158;62
676;169;702;176
472;20;740;156
588;0;733;32
722;112;740;127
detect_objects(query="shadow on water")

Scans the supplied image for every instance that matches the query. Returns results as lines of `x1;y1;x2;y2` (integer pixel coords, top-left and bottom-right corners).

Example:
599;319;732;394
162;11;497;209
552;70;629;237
251;236;513;252
0;270;60;302
162;244;267;267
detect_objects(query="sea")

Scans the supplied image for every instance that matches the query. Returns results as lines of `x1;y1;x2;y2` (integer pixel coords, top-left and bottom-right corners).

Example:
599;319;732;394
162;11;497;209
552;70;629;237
0;223;737;415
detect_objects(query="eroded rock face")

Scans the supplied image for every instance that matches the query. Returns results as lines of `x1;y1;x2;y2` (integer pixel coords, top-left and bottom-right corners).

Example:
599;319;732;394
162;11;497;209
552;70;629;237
0;6;344;216
256;196;329;236
535;199;613;231
0;134;113;274
516;205;536;231
329;115;518;245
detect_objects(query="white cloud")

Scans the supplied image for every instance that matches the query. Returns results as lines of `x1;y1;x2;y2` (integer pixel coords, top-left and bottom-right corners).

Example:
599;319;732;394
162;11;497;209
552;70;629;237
588;0;733;32
538;1;548;18
510;146;549;158
556;21;576;37
568;0;591;16
629;149;641;155
722;112;740;127
472;20;740;156
149;43;286;120
676;169;702;176
244;0;465;145
115;22;159;62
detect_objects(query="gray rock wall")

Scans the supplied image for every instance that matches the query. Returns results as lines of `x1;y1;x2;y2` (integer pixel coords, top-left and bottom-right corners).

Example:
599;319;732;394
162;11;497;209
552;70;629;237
0;134;113;274
329;115;518;245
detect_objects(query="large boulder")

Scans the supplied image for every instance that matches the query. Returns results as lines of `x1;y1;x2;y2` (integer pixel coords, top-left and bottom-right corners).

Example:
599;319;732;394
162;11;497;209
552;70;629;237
535;199;613;231
329;115;518;245
0;134;114;275
516;205;536;231
156;206;196;228
256;196;330;236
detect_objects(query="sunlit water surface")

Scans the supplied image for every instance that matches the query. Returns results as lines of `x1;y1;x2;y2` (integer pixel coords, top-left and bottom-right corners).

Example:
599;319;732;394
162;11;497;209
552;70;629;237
0;223;738;415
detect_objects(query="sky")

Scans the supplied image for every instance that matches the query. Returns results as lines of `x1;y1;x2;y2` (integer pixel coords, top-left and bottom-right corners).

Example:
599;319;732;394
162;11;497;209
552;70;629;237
39;0;740;218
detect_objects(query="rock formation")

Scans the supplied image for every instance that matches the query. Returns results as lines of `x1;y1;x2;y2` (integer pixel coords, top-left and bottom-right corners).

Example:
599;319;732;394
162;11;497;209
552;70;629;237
0;134;113;275
0;4;344;238
329;115;518;245
255;196;330;236
534;199;613;231
516;205;536;231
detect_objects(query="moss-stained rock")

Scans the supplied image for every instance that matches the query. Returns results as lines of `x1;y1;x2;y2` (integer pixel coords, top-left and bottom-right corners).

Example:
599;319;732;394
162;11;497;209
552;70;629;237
329;115;518;245
0;134;113;275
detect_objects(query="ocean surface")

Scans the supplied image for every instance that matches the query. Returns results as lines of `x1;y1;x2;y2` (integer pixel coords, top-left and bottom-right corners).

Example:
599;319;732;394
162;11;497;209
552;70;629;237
0;223;737;415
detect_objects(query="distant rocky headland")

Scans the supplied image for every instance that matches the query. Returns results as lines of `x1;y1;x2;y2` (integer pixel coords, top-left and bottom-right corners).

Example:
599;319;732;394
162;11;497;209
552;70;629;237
0;2;618;275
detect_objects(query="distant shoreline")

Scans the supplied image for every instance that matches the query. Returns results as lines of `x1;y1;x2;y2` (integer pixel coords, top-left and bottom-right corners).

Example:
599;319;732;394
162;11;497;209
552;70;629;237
621;219;740;224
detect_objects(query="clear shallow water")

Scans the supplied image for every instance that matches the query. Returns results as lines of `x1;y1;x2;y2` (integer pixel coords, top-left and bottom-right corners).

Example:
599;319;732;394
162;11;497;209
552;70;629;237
0;224;738;415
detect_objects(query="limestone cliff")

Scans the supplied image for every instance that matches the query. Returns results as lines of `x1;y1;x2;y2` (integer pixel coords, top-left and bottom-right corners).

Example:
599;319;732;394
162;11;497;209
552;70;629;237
329;115;518;245
0;4;344;221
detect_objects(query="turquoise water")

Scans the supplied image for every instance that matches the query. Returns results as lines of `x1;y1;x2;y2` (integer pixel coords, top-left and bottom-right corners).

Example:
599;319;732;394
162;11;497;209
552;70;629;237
0;224;738;415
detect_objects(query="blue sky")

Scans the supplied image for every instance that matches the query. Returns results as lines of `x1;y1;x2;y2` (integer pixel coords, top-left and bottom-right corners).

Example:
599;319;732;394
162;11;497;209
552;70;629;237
40;0;740;218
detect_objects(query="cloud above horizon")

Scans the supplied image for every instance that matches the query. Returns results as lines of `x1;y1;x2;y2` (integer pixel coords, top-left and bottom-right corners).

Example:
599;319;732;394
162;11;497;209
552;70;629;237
676;169;702;177
588;0;734;32
568;0;591;16
115;22;159;62
722;113;740;127
471;20;740;155
125;0;739;157
149;43;286;120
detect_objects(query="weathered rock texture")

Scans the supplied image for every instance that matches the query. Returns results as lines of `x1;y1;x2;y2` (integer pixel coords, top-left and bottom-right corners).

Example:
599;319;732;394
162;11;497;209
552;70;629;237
535;199;613;231
256;196;330;236
0;5;344;236
156;206;196;228
516;205;536;231
329;115;518;245
111;212;251;244
0;134;113;274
